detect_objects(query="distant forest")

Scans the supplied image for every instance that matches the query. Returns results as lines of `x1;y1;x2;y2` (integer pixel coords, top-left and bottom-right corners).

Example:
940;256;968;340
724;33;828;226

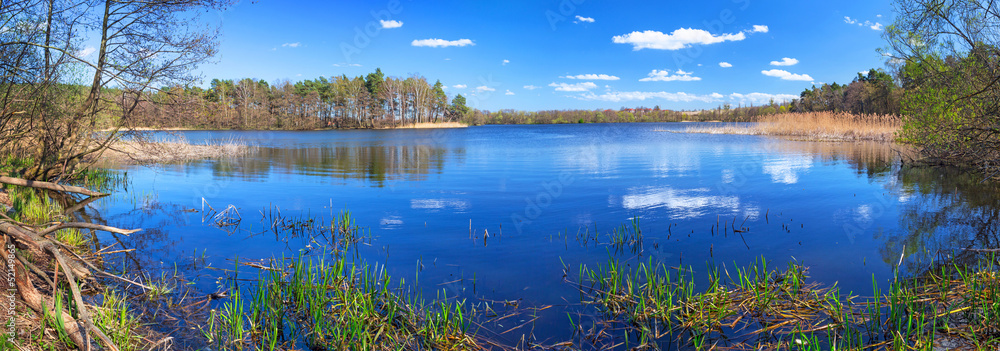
132;69;467;130
128;67;901;129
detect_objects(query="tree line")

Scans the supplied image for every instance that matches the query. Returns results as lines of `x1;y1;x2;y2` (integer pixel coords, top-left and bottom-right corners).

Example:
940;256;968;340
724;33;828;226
132;69;472;130
691;68;902;122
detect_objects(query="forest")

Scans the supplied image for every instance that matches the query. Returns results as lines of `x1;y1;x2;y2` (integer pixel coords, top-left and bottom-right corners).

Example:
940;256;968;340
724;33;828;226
126;67;899;129
131;69;470;130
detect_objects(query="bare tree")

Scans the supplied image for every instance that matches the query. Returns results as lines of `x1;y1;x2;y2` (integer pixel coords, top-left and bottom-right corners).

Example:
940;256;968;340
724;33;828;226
1;0;235;180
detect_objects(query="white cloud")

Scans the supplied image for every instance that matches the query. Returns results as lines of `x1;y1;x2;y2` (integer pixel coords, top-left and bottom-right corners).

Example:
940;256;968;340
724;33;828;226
846;16;884;31
476;85;495;92
729;92;799;104
751;25;769;33
523;85;540;90
549;82;598;92
761;69;813;81
411;38;475;47
333;62;362;67
769;57;799;66
639;69;701;82
502;59;510;65
860;70;870;75
77;46;96;57
282;42;301;48
719;61;733;68
578;91;722;103
505;90;515;95
452;84;467;89
571;89;797;104
561;74;620;80
612;28;747;50
380;20;403;29
575;15;595;23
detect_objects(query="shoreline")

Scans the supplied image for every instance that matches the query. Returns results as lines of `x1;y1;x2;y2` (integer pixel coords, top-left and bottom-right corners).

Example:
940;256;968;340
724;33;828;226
102;121;470;132
99;120;761;133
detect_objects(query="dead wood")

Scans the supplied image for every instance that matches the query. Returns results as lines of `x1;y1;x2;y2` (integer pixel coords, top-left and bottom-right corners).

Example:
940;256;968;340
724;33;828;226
0;176;107;197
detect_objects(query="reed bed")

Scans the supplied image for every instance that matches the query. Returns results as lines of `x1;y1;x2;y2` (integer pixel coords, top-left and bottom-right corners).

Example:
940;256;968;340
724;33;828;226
685;112;902;142
578;255;1000;350
99;135;257;164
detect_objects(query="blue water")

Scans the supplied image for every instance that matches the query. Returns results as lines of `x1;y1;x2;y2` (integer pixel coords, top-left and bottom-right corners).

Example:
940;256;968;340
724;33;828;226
89;123;999;347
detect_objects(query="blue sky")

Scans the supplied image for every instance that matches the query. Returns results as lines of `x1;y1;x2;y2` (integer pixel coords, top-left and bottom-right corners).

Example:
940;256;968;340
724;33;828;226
196;0;894;111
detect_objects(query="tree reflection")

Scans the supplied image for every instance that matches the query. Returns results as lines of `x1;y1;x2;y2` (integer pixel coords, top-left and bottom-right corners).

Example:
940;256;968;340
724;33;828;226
200;144;462;186
879;166;1000;274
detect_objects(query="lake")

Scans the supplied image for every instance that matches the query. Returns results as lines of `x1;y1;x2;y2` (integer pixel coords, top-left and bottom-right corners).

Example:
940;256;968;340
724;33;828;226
90;123;999;348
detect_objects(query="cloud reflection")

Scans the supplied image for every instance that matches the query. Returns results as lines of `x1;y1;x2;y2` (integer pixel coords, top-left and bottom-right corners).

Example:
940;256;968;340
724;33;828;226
762;156;813;184
410;198;470;212
621;186;741;219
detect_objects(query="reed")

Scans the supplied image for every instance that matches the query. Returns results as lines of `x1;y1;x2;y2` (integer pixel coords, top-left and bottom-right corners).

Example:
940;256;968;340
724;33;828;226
99;135;257;164
5;185;62;224
92;289;143;351
206;250;480;350
685;112;902;142
55;228;87;247
578;254;1000;349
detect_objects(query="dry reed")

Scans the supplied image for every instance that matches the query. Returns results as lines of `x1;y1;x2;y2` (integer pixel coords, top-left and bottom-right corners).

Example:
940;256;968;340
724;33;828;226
686;112;902;142
99;135;257;164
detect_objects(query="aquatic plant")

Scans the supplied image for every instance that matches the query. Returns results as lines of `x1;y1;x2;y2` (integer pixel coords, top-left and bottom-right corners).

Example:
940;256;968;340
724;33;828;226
206;250;480;350
578;254;1000;349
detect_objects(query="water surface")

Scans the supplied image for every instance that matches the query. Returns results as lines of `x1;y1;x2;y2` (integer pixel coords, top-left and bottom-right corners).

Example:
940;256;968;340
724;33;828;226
89;123;1000;347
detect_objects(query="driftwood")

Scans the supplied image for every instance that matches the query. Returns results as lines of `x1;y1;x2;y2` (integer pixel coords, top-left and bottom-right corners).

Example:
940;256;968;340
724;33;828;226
0;175;107;197
38;222;142;237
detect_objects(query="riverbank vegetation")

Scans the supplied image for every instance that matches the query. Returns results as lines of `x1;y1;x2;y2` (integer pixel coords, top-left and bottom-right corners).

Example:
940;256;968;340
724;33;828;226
98;136;257;165
684;112;902;142
578;254;1000;349
1;1;242;350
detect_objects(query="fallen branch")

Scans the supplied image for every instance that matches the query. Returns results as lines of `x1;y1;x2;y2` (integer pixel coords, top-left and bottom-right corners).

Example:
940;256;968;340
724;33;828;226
0;175;107;197
0;235;87;348
962;248;1000;252
51;245;120;351
38;222;142;237
61;245;155;291
0;222;91;279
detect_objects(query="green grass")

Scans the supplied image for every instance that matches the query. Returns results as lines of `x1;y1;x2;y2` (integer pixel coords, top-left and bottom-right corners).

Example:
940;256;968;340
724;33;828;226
56;228;87;247
5;185;62;224
578;254;1000;350
205;251;480;351
92;289;143;351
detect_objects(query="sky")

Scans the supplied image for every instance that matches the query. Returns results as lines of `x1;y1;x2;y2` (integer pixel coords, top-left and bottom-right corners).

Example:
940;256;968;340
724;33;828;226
194;0;895;111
